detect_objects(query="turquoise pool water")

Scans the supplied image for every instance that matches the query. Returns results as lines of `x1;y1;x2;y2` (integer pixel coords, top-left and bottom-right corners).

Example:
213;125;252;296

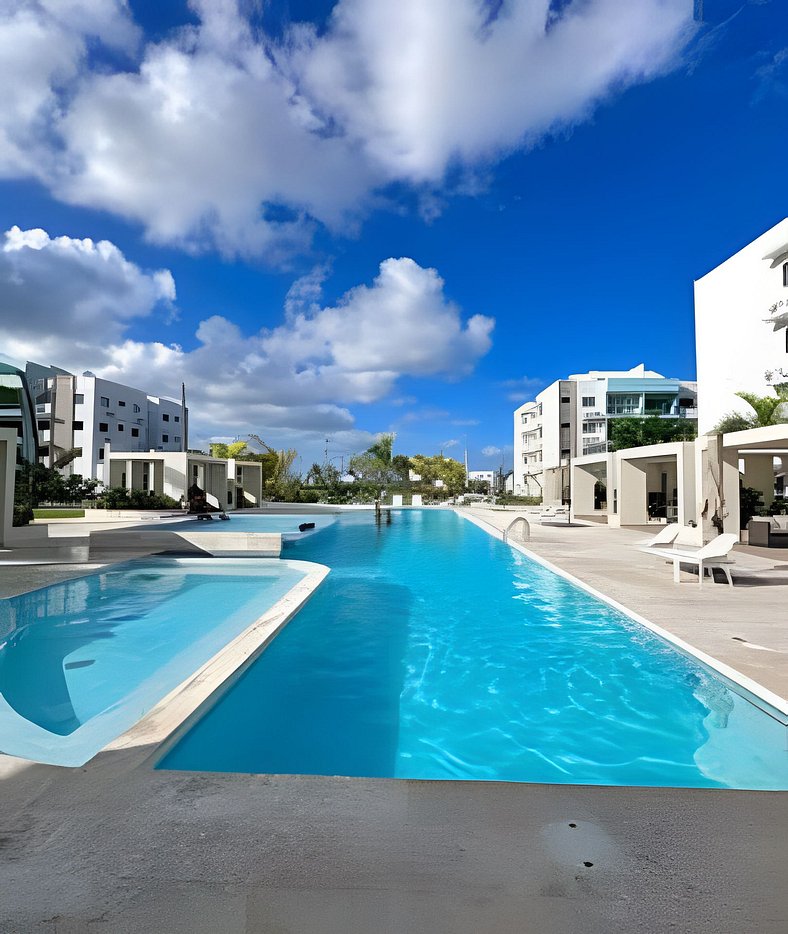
160;511;788;789
156;514;337;537
0;558;306;766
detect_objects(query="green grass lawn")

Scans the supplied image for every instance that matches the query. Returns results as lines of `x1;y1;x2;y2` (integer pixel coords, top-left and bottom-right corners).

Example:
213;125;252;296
33;508;85;519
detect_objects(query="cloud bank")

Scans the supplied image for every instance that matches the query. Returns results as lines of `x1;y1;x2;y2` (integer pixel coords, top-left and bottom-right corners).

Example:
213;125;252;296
0;0;696;257
0;227;493;443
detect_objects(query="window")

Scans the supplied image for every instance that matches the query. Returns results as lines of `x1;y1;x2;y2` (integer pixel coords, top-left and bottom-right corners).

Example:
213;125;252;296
581;396;596;407
174;436;180;443
118;400;126;407
162;434;169;442
37;420;48;430
73;421;83;430
99;422;108;432
131;427;139;437
98;448;104;460
784;262;788;287
583;420;605;433
162;413;170;422
117;423;124;432
74;393;84;404
174;415;180;423
100;396;110;407
561;396;570;403
133;403;140;413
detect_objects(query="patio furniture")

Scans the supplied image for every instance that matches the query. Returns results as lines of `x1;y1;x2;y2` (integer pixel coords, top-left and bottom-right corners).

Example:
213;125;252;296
748;516;788;548
636;524;681;549
644;533;738;586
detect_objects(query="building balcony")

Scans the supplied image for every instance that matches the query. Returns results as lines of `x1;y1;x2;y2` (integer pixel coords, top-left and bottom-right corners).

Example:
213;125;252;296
582;440;610;456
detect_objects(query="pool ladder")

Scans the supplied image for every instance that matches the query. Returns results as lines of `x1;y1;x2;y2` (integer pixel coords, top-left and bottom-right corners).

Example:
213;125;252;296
502;516;530;544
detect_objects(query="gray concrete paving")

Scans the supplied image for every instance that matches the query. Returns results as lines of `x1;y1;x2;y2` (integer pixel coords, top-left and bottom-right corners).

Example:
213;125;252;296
0;511;787;933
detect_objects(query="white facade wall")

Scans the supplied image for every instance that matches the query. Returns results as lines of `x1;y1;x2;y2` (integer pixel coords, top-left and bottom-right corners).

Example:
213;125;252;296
695;218;788;433
513;364;697;504
28;365;187;483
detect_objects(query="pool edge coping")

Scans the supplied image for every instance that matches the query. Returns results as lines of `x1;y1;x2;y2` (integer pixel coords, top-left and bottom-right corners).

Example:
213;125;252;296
86;557;330;770
456;509;788;720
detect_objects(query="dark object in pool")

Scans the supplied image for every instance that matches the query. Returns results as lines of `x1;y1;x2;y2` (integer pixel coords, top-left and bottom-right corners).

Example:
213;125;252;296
299;522;315;532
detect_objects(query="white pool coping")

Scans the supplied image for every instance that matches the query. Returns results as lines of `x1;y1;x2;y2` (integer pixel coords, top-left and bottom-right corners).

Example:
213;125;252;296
458;509;788;723
105;558;330;765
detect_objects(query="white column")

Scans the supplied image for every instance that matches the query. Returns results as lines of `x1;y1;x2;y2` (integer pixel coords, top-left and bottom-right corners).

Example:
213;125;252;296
125;459;133;490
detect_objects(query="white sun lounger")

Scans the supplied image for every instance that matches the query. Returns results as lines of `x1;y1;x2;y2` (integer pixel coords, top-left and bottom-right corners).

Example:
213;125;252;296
636;524;681;549
646;533;739;587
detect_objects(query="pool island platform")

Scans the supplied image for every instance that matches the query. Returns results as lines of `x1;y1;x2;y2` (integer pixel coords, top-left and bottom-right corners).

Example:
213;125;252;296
0;510;786;932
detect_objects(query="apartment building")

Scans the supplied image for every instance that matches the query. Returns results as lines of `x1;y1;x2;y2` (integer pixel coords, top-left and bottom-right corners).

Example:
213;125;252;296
26;363;187;484
513;364;697;503
695;217;788;433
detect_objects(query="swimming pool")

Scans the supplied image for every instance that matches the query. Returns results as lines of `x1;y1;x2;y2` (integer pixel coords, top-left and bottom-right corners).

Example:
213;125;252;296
0;558;308;766
156;513;337;537
159;511;788;789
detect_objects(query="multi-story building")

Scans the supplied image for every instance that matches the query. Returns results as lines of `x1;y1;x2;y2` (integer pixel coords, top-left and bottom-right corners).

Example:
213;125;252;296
25;363;187;484
695;217;788;433
513;364;697;503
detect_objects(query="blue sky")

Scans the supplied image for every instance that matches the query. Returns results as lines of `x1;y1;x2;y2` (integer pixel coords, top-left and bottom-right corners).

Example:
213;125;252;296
0;0;785;471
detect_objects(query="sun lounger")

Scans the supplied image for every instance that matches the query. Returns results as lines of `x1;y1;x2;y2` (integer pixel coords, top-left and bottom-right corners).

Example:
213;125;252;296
539;506;569;523
644;533;738;586
636;524;681;549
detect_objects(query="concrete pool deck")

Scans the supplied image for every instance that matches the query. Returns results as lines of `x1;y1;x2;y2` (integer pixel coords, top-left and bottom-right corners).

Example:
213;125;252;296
0;511;786;932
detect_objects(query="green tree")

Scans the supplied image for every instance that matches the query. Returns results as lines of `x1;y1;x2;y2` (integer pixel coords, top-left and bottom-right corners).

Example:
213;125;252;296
608;416;697;451
410;454;467;495
712;388;788;433
349;433;400;492
209;441;250;459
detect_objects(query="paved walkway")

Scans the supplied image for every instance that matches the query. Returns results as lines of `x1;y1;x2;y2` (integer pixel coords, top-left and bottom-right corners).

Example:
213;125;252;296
462;507;788;702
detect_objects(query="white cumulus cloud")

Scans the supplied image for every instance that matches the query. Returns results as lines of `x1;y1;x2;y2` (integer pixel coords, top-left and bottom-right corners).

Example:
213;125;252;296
0;228;492;442
0;0;696;257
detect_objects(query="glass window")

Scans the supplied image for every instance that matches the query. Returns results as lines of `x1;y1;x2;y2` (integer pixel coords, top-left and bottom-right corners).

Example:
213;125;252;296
162;413;170;422
162;434;169;442
133;404;140;413
37;420;48;430
131;427;139;437
118;400;126;407
117;423;124;431
99;422;108;432
581;396;595;407
174;415;180;422
98;448;104;460
561;396;570;403
73;421;83;431
784;262;788;287
74;393;84;404
174;436;180;443
100;396;110;407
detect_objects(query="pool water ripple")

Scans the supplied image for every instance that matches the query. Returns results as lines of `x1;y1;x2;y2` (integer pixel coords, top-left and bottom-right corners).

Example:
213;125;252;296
160;510;788;789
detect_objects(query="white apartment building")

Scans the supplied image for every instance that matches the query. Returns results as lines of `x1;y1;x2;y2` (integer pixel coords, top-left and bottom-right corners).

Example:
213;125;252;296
26;363;187;484
695;217;788;433
467;470;495;485
513;364;697;503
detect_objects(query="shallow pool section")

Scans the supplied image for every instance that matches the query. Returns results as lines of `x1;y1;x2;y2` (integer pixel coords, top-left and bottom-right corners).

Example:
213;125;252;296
160;511;788;789
156;514;336;538
0;558;306;766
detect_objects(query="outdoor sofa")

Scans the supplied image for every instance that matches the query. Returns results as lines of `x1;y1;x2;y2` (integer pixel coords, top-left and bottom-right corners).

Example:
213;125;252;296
747;516;788;548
